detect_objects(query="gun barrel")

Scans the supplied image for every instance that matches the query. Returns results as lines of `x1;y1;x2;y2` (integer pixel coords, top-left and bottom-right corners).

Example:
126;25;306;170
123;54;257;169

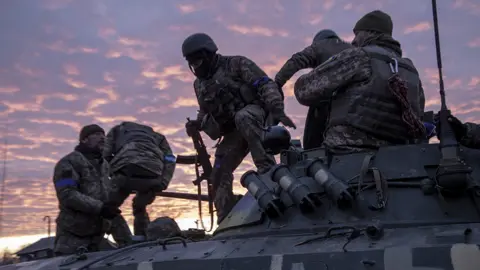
152;191;210;201
176;155;197;165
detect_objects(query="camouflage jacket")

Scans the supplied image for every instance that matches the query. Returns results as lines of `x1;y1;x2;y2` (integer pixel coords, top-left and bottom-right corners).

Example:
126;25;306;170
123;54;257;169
53;151;109;237
460;123;480;148
275;39;353;87
103;124;175;186
294;46;425;153
194;54;285;125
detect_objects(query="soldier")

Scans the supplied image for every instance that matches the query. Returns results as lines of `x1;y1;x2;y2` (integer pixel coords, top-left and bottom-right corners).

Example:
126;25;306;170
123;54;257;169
103;121;176;237
52;124;123;255
294;10;426;154
435;114;480;149
275;29;353;149
181;33;296;223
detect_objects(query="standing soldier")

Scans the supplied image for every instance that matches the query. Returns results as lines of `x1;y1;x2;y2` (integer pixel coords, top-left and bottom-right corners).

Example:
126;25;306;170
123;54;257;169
294;10;426;154
181;32;296;223
52;124;123;255
103;121;176;237
275;29;353;149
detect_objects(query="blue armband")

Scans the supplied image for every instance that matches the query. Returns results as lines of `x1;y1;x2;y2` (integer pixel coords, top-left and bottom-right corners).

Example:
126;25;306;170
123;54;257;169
252;76;271;88
165;154;176;163
55;178;77;188
423;122;436;139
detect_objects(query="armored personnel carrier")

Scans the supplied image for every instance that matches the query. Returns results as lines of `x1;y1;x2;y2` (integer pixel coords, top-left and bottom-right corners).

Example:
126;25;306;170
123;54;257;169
3;120;480;270
2;0;479;269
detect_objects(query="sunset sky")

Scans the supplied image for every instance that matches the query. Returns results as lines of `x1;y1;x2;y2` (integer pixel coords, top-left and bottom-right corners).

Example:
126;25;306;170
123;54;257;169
0;0;479;254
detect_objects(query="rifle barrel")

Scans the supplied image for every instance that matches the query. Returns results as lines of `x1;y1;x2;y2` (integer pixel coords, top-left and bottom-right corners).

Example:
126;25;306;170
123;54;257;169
176;155;197;165
154;191;209;201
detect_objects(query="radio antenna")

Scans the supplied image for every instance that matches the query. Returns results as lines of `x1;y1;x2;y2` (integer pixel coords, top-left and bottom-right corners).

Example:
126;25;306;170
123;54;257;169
431;0;447;110
431;0;471;194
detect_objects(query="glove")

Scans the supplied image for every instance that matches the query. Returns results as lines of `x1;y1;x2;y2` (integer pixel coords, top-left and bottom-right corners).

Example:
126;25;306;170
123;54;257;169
185;120;201;136
100;203;121;219
274;112;297;129
434;113;466;141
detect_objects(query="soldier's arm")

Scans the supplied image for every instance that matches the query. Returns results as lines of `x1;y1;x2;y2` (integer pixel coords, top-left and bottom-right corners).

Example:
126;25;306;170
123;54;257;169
103;126;117;162
193;80;206;122
53;158;103;214
275;46;319;87
460;123;480;149
156;132;176;187
294;48;371;107
230;56;284;115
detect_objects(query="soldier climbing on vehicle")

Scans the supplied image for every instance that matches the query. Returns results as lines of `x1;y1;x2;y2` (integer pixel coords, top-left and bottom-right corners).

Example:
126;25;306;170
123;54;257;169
275;29;353;150
181;32;296;223
294;10;426;154
103;121;176;237
52;124;128;255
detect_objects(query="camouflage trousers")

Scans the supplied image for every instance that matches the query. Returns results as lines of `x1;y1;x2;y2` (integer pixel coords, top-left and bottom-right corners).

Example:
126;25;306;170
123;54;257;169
53;226;104;255
323;125;392;154
213;104;276;223
108;165;160;237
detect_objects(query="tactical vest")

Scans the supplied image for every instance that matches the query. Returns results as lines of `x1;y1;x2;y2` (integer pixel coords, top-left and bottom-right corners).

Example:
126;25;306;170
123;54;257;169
114;122;157;152
328;45;422;143
196;56;260;132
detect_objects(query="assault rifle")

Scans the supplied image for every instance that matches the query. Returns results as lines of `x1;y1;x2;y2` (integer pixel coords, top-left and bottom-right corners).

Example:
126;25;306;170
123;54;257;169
174;117;215;231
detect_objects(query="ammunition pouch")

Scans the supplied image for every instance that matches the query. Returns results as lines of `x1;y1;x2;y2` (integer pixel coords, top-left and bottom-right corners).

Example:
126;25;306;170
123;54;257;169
201;114;222;140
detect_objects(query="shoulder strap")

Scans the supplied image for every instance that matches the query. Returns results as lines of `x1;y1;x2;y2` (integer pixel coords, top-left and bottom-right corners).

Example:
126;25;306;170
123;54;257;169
363;46;419;75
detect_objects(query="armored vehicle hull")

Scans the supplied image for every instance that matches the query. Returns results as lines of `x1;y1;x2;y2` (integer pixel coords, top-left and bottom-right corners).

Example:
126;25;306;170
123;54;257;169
2;142;480;270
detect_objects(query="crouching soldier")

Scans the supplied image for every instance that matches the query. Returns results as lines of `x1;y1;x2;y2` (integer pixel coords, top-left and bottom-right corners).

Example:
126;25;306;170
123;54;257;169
52;124;123;255
103;121;176;237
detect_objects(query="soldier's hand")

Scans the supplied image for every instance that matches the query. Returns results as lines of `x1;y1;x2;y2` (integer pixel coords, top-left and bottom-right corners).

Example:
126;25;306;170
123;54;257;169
277;114;296;129
100;203;121;219
434;113;466;140
185;120;201;136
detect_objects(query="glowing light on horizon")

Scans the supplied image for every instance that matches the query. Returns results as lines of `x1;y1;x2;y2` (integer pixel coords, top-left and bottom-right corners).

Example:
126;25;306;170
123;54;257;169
0;217;217;257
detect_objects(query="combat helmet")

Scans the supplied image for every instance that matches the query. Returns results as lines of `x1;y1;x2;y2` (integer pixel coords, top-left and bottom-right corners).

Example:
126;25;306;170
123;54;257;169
181;33;218;57
262;125;292;155
313;29;339;43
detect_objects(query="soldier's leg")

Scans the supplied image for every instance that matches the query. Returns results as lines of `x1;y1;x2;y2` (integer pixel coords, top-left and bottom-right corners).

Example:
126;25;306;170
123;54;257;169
106;172;133;245
132;190;156;236
108;215;132;247
54;228;96;255
212;133;249;223
234;104;276;173
87;234;105;252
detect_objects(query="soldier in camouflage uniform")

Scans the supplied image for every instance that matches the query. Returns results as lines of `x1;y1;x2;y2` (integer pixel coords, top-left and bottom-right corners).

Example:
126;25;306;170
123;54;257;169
103;121;176;237
294;10;426;154
181;33;296;223
52;124;124;255
275;29;353;149
435;114;480;149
